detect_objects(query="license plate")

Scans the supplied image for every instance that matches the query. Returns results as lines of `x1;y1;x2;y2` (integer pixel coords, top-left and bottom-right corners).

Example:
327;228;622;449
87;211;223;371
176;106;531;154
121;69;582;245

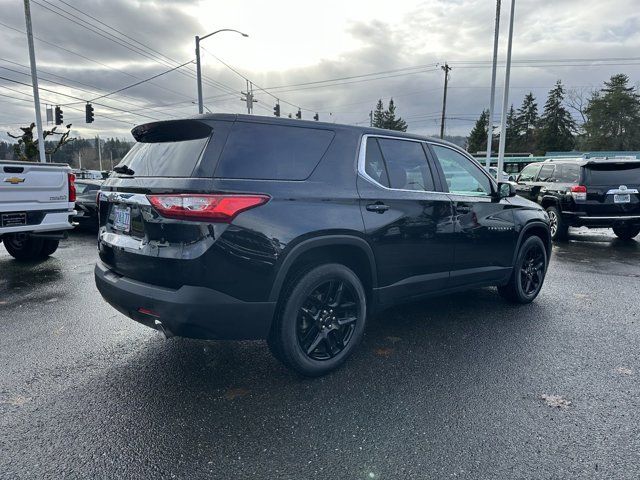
614;194;630;204
1;212;26;227
113;205;131;232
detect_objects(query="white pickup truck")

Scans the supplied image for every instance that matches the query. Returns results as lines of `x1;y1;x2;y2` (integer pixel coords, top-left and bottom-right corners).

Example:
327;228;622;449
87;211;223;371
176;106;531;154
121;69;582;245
0;160;76;260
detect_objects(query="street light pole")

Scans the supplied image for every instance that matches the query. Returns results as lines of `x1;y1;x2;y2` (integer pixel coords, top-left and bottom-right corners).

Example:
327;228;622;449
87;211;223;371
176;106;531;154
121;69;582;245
485;0;501;168
496;0;516;181
23;0;46;163
195;28;248;114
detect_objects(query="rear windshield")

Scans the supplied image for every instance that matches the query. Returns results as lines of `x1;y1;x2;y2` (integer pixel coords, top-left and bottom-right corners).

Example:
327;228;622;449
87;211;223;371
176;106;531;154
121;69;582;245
585;163;640;185
215;122;335;180
116;137;209;177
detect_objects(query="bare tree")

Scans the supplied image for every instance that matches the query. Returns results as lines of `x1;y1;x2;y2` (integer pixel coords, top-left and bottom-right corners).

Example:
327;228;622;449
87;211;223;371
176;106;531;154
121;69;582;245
566;87;594;126
7;123;75;162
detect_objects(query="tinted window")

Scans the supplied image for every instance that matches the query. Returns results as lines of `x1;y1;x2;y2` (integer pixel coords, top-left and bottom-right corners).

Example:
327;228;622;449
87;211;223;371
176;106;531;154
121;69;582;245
377;138;435;191
518;163;541;182
216;122;335;180
116;137;209;177
431;145;491;196
364;138;389;187
537;164;556;182
555;163;581;183
585;164;640;185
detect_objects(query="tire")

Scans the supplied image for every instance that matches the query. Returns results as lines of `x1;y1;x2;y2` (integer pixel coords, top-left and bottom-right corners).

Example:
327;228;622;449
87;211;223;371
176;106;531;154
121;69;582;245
612;225;640;241
40;239;60;257
268;263;367;377
3;233;45;261
546;206;568;241
498;235;548;304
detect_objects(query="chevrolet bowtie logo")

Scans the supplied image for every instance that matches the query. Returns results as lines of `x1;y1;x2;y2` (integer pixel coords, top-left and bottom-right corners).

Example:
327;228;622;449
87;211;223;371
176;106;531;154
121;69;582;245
4;177;26;184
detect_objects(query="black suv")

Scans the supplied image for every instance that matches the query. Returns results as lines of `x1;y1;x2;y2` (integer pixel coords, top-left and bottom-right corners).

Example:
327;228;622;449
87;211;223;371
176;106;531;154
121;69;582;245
515;158;640;241
95;115;550;376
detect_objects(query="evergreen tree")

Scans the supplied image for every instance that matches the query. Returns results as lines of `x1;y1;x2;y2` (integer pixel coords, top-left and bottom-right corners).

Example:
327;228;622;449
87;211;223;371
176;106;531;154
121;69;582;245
504;104;520;152
538;80;576;153
514;92;539;153
583;74;640;150
372;99;385;128
467;109;489;153
383;98;408;132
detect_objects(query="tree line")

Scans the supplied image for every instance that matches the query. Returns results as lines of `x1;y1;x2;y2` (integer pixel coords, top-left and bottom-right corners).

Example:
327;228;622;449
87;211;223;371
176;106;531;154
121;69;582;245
468;73;640;155
1;135;132;170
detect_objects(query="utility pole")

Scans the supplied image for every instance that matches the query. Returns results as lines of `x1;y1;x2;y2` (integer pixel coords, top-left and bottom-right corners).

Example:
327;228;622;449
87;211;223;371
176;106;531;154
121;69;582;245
78;150;82;170
110;150;113;170
23;0;46;163
369;110;373;127
240;80;257;114
439;63;451;139
97;135;103;171
486;0;501;168
496;0;516;181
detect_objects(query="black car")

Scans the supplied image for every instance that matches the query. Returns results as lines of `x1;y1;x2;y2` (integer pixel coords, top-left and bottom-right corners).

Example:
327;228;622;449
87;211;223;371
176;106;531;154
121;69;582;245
515;158;640;241
73;179;103;228
95;114;551;376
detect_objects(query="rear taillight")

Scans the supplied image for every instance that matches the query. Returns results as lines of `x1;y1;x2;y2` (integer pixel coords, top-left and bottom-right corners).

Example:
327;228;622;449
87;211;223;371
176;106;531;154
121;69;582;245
570;185;587;201
68;172;76;202
147;194;270;223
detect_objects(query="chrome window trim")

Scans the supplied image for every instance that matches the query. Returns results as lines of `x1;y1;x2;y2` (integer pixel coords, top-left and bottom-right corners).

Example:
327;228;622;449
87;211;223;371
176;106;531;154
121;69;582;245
357;134;446;195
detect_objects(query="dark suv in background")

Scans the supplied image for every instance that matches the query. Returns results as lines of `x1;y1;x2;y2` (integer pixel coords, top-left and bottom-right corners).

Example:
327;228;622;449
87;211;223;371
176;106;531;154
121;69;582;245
516;158;640;240
95;114;550;376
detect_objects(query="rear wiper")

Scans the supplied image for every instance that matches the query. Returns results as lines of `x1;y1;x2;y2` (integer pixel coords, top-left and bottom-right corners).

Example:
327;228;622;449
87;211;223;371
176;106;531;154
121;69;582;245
113;165;135;175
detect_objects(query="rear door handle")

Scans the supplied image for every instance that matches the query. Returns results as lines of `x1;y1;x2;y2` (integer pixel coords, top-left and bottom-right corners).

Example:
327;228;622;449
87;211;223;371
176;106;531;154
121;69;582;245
456;205;472;214
366;202;390;213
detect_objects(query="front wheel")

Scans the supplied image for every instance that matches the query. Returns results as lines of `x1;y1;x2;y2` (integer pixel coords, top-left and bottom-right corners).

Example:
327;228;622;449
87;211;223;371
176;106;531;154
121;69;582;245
268;263;367;377
612;225;640;240
498;235;548;304
3;233;44;261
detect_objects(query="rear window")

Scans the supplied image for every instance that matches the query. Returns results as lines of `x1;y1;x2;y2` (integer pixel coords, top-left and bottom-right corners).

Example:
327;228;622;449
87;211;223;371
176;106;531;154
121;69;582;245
215;122;335;180
116;137;209;177
585;163;640;185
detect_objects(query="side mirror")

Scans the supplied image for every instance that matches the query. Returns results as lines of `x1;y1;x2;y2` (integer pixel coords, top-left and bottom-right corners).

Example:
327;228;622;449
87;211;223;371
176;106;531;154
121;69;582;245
498;181;517;199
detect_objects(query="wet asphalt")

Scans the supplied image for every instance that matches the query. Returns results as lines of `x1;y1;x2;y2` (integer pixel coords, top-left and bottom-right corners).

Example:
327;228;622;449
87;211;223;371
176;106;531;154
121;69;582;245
1;229;639;479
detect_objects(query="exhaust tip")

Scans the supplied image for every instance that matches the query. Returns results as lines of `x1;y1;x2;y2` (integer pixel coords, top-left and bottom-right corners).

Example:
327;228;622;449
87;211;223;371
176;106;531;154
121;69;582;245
154;319;174;339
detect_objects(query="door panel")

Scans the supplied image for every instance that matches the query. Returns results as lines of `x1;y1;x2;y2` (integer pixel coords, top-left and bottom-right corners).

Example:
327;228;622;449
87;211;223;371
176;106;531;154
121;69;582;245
428;144;518;287
357;136;455;304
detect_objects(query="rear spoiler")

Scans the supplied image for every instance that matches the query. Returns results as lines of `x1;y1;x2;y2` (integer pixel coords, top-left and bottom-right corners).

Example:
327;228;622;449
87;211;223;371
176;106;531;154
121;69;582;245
131;119;212;143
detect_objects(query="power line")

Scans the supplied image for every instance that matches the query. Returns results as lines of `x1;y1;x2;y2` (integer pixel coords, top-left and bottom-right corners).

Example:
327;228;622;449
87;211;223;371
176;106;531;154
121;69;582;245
33;0;239;97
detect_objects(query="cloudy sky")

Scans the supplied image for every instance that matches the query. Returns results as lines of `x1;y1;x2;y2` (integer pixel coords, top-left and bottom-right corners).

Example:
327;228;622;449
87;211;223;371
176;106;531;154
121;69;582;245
1;0;639;142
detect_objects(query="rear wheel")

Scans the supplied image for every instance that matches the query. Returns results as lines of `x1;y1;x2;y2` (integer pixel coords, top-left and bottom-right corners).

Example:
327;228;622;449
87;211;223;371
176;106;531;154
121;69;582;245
498;235;548;304
546;206;568;241
268;263;367;377
612;225;640;240
40;239;60;257
3;234;45;261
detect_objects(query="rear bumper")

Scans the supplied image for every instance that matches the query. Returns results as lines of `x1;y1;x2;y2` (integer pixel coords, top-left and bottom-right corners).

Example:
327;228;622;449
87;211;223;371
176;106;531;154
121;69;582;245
0;209;75;235
563;212;640;228
94;260;276;340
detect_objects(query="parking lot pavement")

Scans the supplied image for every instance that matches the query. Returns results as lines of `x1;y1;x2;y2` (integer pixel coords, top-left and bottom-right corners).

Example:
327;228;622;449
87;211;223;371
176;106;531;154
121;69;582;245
1;229;639;479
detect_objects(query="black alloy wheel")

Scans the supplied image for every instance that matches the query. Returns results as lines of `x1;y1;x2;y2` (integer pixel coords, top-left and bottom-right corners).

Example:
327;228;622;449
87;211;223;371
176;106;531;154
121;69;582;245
296;280;359;361
268;263;367;377
519;243;545;297
498;235;548;304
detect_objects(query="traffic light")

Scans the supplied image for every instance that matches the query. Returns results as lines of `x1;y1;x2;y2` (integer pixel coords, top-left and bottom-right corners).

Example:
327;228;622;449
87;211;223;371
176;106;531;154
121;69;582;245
54;106;63;125
273;102;280;117
313;113;319;121
85;103;94;123
295;109;302;119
